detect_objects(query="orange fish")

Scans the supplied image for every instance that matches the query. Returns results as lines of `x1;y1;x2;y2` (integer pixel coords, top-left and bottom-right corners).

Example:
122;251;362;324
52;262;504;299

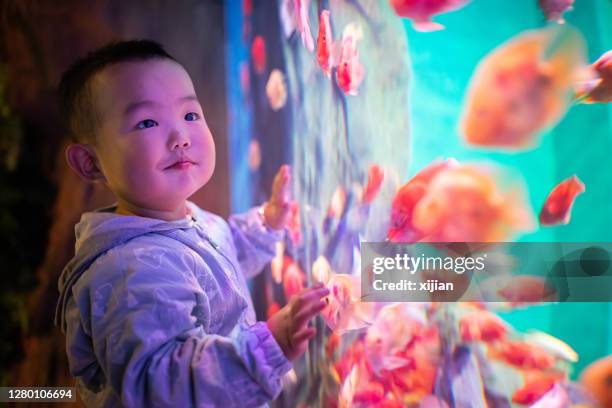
265;69;287;111
362;164;385;205
281;255;306;299
364;303;427;372
287;201;302;246
295;0;314;52
384;333;440;401
251;35;266;74
387;159;457;243
317;10;337;77
352;378;386;406
539;175;585;226
410;163;534;242
333;336;366;383
247;139;261;171
496;275;557;305
325;331;340;359
460;25;587;150
538;0;574;24
327;186;347;220
492;340;556;370
312;255;331;284
580;355;612;408
336;24;365;96
321;274;375;334
389;0;471;32
459;309;509;342
512;372;565;405
576;50;612;103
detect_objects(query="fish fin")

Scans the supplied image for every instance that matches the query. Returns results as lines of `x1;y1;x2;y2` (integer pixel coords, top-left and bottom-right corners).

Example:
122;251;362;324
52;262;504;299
412;20;445;32
574;78;602;104
382;356;411;370
330;41;342;68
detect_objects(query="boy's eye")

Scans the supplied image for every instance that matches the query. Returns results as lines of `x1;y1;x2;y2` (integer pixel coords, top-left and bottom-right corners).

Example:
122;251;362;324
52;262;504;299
136;119;158;130
185;112;200;121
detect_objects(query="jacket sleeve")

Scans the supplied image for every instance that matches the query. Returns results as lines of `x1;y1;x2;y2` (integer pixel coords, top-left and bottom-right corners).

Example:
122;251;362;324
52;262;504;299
72;244;291;408
227;206;285;279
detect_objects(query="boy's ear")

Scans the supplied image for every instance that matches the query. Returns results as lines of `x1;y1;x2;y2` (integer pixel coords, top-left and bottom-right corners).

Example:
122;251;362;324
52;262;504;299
65;144;106;183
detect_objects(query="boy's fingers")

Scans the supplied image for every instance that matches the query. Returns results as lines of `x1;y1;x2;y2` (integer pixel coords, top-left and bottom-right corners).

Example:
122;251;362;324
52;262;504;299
290;284;327;309
271;166;291;202
292;326;316;345
298;286;330;304
293;298;327;328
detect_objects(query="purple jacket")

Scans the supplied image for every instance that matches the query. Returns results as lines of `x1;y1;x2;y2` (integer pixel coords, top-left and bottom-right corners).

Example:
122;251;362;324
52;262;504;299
55;201;291;407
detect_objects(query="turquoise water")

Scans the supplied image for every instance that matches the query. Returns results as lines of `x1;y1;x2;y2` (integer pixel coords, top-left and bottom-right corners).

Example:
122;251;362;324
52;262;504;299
404;0;612;375
226;0;612;380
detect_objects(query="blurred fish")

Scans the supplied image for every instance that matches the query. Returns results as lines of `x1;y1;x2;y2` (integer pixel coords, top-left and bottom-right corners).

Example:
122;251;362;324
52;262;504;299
338;363;390;408
271;241;285;284
286;201;302;246
364;303;427;372
295;0;314;52
317;10;339;77
332;335;366;383
362;164;385;205
338;365;358;408
270;246;306;298
524;331;578;362
352;378;386;406
387;159;458;243
539;175;585;226
530;383;569;408
512;372;566;405
312;255;331;284
460;25;587;150
251;35;266;74
411;164;535;242
327;186;348;220
580;356;612;408
321;273;375;334
389;0;471;31
282;255;306;299
538;0;574;24
247;139;260;171
265;69;287;111
336;23;365;96
492;340;556;370
576;50;612;103
496;275;557;306
459;309;509;342
243;0;253;17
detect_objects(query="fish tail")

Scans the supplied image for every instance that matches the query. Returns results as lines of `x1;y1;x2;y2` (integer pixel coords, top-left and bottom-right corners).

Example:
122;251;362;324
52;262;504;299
412;20;445;32
573;78;602;104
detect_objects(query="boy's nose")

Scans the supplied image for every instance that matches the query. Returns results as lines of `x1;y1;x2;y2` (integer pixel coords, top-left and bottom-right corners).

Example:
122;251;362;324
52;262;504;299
168;131;191;150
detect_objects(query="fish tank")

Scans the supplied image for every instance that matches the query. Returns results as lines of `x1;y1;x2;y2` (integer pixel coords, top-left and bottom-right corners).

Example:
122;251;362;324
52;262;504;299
226;0;612;406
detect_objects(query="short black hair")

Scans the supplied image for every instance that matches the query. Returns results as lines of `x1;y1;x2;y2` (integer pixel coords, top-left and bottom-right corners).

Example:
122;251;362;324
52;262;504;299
58;40;176;143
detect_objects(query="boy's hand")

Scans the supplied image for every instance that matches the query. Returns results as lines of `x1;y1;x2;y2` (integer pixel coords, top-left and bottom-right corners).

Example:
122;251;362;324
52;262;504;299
263;164;292;230
267;283;329;361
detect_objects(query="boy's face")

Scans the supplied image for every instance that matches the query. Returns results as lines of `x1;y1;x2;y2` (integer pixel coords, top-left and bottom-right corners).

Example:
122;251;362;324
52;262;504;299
90;59;215;213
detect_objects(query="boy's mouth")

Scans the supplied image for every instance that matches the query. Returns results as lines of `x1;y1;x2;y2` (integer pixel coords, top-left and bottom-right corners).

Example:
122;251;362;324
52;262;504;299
164;158;196;170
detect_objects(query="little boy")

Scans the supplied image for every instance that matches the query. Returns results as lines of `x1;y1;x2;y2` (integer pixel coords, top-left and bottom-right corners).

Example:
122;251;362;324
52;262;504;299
54;40;328;407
